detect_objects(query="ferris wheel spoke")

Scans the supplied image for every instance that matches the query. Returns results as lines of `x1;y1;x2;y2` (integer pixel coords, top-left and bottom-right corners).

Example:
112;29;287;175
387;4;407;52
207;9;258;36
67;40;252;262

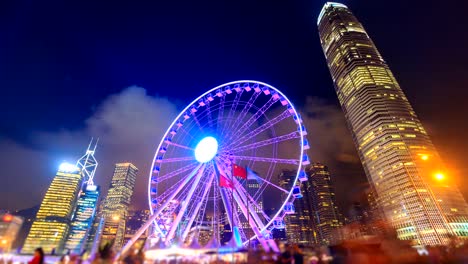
156;163;204;203
167;141;194;151
231;155;299;165
181;170;215;241
220;90;243;137
216;93;225;132
121;163;203;256
224;109;293;150
156;162;198;183
225;91;261;137
191;111;205;134
166;164;206;242
158;156;195;163
230;131;300;154
224;96;276;144
205;101;215;129
177;127;196;141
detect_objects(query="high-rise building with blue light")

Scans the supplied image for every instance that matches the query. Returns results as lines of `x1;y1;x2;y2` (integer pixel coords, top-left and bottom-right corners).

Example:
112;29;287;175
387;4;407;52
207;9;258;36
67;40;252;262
64;184;100;254
318;2;468;245
61;139;100;255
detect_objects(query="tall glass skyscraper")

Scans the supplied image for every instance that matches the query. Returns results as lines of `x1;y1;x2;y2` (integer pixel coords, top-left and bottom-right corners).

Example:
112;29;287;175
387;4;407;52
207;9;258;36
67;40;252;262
101;163;138;250
22;164;83;254
64;184;100;254
279;169;316;245
306;163;343;245
318;2;468;245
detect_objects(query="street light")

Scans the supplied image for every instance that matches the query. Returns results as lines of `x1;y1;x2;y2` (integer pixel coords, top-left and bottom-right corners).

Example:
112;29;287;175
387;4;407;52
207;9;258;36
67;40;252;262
434;172;445;181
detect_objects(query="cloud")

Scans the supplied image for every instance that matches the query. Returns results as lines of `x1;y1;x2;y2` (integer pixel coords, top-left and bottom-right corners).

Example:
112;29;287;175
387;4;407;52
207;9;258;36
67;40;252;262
300;97;367;211
0;86;179;210
301;96;360;166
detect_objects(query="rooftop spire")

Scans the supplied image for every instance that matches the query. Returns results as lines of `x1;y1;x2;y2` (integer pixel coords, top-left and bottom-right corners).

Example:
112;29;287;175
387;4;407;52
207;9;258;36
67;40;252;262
76;138;99;185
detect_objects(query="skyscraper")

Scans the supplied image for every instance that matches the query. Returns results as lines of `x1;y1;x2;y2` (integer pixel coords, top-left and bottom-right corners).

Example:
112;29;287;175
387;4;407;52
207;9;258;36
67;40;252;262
22;163;83;254
279;170;317;246
306;163;343;245
64;184;100;254
101;163;138;250
318;2;468;245
64;139;100;255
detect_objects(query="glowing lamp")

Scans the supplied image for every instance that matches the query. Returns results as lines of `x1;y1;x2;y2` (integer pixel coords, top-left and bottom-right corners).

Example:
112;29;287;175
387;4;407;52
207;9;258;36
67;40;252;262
421;155;429;161
434;173;445;181
3;214;13;222
58;162;79;172
194;136;218;163
112;215;120;221
1;239;7;245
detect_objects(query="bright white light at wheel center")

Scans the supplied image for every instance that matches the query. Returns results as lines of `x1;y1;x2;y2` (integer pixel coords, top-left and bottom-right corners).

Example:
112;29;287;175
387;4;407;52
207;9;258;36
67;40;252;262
194;137;218;163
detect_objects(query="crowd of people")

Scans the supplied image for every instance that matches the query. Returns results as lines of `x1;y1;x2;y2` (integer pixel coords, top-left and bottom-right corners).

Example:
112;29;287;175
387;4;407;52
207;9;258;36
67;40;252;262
14;237;468;264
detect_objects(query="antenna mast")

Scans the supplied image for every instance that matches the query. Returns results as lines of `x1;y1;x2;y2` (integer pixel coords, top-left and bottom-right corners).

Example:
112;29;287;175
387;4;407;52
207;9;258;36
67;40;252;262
76;138;99;185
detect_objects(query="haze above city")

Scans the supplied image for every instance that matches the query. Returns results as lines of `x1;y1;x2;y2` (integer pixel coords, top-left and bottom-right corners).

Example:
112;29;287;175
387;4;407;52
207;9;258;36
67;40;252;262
1;0;468;213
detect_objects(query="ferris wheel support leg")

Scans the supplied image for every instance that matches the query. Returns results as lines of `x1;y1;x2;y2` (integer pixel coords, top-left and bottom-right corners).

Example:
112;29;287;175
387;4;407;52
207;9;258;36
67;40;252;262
166;164;206;243
231;190;270;252
267;239;280;252
181;172;215;242
220;188;234;231
232;178;266;231
116;163;203;261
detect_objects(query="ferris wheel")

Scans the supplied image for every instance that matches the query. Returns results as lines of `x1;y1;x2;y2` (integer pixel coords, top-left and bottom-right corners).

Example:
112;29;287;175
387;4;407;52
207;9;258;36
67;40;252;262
145;80;309;251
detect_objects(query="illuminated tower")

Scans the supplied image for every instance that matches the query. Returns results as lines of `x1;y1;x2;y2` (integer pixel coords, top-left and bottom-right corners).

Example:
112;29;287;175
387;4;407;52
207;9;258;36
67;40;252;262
279;170;317;246
306;163;343;245
64;184;100;254
64;139;100;254
22;163;83;254
318;2;468;245
100;163;138;250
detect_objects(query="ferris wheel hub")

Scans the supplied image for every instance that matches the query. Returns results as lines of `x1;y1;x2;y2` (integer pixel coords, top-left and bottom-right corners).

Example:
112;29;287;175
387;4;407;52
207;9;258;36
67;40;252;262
194;136;218;163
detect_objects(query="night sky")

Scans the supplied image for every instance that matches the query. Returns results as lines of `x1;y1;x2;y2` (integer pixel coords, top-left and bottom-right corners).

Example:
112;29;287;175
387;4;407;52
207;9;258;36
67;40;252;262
1;0;468;215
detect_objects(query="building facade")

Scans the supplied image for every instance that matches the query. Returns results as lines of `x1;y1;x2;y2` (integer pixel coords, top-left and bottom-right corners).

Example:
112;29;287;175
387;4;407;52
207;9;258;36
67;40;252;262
100;163;138;250
123;209;150;248
318;2;468;245
306;163;343;245
22;164;83;254
279;170;317;246
64;184;100;254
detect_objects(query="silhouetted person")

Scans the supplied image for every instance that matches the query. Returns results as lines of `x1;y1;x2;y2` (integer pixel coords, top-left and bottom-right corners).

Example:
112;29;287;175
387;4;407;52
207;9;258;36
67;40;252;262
28;248;44;264
91;243;114;264
292;244;304;264
280;244;293;264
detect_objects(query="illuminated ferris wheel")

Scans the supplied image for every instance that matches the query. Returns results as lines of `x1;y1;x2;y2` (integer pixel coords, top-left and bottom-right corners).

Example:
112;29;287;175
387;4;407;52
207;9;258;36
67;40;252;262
144;81;309;251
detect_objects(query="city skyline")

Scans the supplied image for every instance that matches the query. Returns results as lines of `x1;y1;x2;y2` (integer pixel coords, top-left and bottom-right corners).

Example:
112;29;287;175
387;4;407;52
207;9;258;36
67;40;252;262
1;0;468;222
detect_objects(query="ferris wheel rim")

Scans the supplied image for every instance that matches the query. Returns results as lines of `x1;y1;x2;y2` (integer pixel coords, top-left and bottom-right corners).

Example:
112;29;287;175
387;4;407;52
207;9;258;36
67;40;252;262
147;80;307;241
